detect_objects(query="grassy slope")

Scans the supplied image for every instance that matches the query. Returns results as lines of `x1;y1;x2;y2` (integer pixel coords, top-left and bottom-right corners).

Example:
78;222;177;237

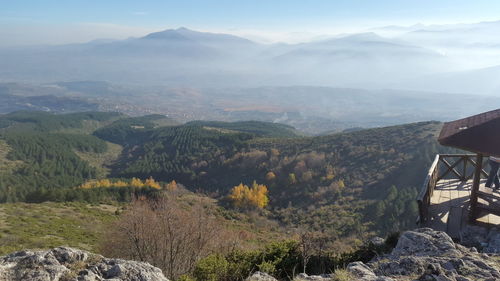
0;202;118;255
0;190;287;255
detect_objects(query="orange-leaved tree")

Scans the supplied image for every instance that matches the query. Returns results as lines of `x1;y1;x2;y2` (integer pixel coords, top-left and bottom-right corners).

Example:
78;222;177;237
228;181;269;209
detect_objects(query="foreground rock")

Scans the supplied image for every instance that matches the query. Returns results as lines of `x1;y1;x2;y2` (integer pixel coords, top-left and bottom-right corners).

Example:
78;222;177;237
461;225;500;253
347;228;500;281
0;247;169;281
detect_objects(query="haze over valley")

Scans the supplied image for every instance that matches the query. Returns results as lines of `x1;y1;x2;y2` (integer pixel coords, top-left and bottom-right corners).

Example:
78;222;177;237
1;21;499;135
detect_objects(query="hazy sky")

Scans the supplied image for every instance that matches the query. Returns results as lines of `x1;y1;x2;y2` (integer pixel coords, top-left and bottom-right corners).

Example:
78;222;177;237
2;0;500;46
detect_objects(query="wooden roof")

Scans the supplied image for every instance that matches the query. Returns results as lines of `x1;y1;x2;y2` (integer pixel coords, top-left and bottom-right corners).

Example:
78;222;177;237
438;109;500;156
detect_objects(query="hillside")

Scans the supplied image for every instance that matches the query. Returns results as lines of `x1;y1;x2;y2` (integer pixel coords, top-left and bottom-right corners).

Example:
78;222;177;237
0;111;471;280
97;118;444;236
0;111;451;241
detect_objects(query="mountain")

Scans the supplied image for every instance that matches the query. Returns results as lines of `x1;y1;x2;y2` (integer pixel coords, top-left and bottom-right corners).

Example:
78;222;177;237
0;28;453;87
276;32;439;59
397;20;500;48
145;27;257;49
267;32;447;85
395;65;500;96
87;28;222;59
3;24;500;91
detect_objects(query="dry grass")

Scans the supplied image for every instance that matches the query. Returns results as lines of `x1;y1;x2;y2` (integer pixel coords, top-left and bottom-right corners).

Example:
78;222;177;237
0;202;118;255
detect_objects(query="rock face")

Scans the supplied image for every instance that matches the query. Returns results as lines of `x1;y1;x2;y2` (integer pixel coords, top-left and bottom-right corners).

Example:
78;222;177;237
347;228;500;281
0;247;169;281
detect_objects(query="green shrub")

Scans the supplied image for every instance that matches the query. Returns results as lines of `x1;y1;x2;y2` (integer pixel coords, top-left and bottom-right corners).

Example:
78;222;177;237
193;254;229;281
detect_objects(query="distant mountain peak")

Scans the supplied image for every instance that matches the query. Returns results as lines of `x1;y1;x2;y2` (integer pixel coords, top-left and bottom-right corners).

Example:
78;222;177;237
139;27;256;46
141;29;191;41
337;32;386;42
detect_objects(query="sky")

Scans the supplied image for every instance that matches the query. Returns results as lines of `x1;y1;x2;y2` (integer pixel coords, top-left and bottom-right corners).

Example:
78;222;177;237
2;0;500;46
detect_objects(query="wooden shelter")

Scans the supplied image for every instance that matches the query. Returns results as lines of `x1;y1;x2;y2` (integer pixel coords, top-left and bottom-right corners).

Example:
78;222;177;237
438;109;500;156
417;109;500;240
438;109;500;221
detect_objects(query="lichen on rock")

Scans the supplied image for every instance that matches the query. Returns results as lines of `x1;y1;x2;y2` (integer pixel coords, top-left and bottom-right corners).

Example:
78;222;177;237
0;247;169;281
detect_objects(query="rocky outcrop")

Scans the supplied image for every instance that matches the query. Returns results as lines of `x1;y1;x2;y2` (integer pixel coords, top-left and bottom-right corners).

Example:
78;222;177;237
0;247;169;281
347;228;500;281
245;228;500;281
3;228;499;281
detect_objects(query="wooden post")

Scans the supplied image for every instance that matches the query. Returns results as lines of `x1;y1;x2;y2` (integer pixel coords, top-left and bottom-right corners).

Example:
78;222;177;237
462;155;467;181
469;153;483;222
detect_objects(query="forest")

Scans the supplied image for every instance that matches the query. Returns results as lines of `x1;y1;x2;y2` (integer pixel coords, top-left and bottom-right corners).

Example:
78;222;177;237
0;110;453;279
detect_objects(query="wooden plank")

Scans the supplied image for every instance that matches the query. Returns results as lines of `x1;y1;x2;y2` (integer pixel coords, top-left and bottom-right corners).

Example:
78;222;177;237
447;206;462;240
489;214;500;225
430;189;441;204
459;203;469;241
450;189;459;207
469;154;483;221
476;203;500;217
439;154;476;157
426;205;448;232
457;190;470;204
439;189;451;204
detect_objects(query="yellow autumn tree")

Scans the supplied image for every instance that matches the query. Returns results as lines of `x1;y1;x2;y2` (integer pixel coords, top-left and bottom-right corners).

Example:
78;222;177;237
228;181;268;209
80;181;96;189
98;179;112;188
79;177;163;189
145;176;161;189
166;180;178;191
114;180;128;187
130;177;144;188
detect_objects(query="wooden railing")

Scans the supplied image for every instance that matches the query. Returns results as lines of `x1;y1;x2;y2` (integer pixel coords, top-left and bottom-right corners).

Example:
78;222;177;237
436;154;488;181
417;155;440;225
416;154;488;225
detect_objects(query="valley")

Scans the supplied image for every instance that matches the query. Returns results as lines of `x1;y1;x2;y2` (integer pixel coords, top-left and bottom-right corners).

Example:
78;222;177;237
0;111;454;251
0;82;496;134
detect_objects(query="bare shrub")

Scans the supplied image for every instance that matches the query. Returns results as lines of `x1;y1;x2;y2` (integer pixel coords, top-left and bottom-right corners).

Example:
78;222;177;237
101;195;236;279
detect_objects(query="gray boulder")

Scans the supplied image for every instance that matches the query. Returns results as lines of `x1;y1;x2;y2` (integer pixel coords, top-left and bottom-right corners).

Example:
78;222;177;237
347;262;394;281
391;228;460;258
294;273;335;280
369;228;500;281
0;247;169;281
246;271;278;281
